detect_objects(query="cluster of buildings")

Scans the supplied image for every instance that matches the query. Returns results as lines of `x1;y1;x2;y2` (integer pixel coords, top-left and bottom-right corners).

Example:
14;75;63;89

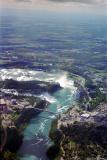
1;114;15;128
0;95;32;129
0;95;32;114
0;97;13;114
58;103;107;130
0;96;15;128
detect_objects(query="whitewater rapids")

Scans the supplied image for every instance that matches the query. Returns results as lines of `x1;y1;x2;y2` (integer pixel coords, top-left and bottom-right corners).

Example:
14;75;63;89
0;68;76;90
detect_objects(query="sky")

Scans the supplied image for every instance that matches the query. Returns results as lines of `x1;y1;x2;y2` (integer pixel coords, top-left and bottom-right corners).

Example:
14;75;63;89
0;0;107;14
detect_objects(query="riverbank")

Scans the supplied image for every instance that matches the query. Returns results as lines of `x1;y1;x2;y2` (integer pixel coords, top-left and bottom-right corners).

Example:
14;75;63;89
47;75;107;160
0;96;48;160
48;103;107;160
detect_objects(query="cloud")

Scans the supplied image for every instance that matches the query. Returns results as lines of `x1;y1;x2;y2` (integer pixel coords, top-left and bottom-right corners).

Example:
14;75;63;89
47;0;107;5
48;0;93;3
13;0;107;8
15;0;31;2
1;0;107;11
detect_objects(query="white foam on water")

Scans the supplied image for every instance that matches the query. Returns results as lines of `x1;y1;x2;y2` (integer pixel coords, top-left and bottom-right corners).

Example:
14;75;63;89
31;138;43;145
57;105;69;113
0;68;76;88
39;92;57;103
48;115;56;119
38;119;48;133
0;88;19;96
0;68;77;118
56;72;75;89
21;155;38;160
39;122;45;132
0;68;57;82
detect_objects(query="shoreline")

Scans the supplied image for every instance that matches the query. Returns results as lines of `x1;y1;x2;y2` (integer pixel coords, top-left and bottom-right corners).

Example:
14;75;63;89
47;75;107;160
0;97;49;160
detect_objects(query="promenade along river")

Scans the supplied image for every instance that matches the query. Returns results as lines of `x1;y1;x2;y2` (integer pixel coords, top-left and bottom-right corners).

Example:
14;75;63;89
17;72;77;160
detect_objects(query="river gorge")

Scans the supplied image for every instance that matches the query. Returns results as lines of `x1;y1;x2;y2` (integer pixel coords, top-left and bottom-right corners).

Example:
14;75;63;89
18;71;77;160
0;69;77;160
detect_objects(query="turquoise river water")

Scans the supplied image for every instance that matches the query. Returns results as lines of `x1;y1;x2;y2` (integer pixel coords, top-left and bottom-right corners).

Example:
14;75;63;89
18;74;77;160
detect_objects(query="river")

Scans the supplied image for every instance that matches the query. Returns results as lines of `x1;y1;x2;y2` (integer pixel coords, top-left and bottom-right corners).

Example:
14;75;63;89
17;71;77;160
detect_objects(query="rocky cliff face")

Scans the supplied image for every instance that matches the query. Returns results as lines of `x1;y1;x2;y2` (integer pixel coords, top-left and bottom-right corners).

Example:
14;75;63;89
15;100;48;127
48;103;107;160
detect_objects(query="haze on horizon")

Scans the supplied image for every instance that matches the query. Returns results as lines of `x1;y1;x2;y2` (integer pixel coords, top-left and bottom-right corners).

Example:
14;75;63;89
0;0;107;14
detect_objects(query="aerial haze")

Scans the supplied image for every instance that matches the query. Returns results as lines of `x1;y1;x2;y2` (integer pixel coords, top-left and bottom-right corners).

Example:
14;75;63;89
1;0;107;13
